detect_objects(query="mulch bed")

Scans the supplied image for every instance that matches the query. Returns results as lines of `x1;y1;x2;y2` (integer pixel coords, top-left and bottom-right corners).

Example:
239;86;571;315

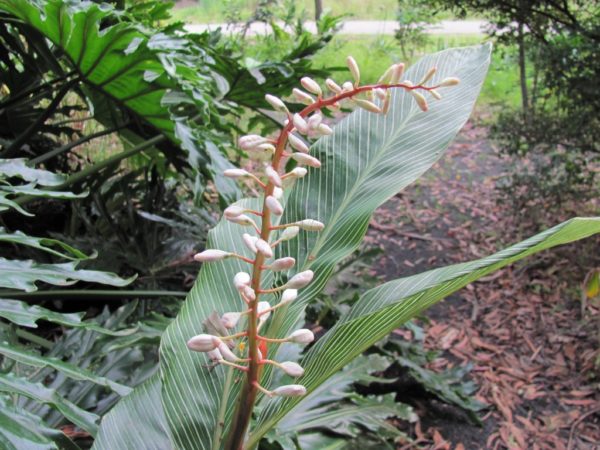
366;122;600;449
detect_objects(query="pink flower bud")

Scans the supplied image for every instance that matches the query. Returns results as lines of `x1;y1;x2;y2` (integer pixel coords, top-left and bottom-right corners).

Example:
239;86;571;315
292;114;309;134
280;288;298;304
295;219;325;231
233;272;251;290
187;334;221;352
258;301;271;323
224;169;250;178
292;153;321;168
390;63;405;84
270;258;296;272
346;56;360;85
288;329;314;344
290;167;308;178
280;226;300;241
242;233;258;253
194;249;231;262
265;94;288;112
430;89;442;100
243;286;256;301
378;64;395;84
239;134;267;150
273;187;284;199
227;214;258;228
207;348;222;361
256;238;273;258
292;88;315;105
342;81;354;92
287;133;310;153
411;91;428;112
325;78;342;93
374;88;387;101
307;113;322;129
279;361;304;377
272;384;307;397
216;341;238;362
418;67;437;85
316;123;333;135
265;166;282;187
287;270;314;289
300;77;322;96
265;196;284;216
221;312;241;329
439;77;460;87
354;98;382;114
224;205;246;219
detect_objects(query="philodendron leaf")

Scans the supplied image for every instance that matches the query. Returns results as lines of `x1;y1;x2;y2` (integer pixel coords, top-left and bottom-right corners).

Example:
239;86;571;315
0;258;136;292
0;342;132;396
0;400;81;450
0;159;65;186
0;228;90;260
249;217;600;443
159;44;492;450
92;374;171;450
0;299;137;336
0;374;99;436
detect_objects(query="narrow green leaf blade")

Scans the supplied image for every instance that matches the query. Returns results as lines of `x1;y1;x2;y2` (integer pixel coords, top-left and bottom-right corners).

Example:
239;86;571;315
0;228;89;260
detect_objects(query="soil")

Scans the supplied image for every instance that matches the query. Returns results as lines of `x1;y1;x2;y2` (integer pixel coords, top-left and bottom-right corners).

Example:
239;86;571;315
363;121;600;449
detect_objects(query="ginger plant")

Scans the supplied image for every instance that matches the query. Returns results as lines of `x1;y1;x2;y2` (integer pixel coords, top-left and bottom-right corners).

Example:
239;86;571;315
187;57;460;447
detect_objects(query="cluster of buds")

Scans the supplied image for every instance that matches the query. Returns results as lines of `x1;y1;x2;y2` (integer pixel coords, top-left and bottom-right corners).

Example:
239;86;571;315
188;56;459;399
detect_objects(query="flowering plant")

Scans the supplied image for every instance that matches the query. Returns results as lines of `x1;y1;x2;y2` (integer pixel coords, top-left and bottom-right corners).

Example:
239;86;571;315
94;44;600;450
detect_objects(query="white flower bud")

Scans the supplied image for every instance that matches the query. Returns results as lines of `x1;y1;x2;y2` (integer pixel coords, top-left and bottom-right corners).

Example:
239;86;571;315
439;77;460;87
233;272;251;290
292;153;321;168
239;134;267;150
265;94;288;112
270;257;296;272
354;98;382;114
216;341;238;362
307;113;322;129
288;329;315;344
292;114;309;134
287;270;314;289
187;334;221;352
265;195;284;216
288;133;310;153
430;89;442;100
280;226;300;241
224;169;250;178
207;348;222;361
411;91;429;112
418;67;437;85
374;88;387;101
378;64;395;84
243;286;256;301
247;145;275;162
346;56;360;85
228;214;258;228
255;238;273;258
390;63;405;84
258;301;271;323
272;384;307;397
295;219;325;231
300;77;322;96
194;249;231;262
224;205;246;219
273;187;284;199
382;94;391;114
292;88;315;105
221;312;241;329
325;78;342;93
265;166;282;187
290;167;308;178
342;81;354;92
280;288;298;304
316;123;333;135
242;233;258;253
279;361;304;377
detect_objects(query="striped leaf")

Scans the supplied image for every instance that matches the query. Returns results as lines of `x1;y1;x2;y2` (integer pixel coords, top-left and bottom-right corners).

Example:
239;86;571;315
249;217;600;444
158;44;492;449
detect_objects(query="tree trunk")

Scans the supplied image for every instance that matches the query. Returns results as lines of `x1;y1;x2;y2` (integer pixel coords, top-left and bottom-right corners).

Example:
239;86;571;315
517;20;529;118
315;0;323;21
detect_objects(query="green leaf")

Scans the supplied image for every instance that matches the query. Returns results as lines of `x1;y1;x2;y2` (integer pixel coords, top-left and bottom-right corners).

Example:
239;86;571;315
0;374;99;436
0;228;89;260
0;159;65;186
93;374;171;450
250;217;600;442
159;44;492;450
0;185;87;216
0;400;81;450
0;299;137;336
0;258;136;292
0;342;132;396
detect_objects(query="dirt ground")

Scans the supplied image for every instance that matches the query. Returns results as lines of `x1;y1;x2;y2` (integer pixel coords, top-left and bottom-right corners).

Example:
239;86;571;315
365;122;600;449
